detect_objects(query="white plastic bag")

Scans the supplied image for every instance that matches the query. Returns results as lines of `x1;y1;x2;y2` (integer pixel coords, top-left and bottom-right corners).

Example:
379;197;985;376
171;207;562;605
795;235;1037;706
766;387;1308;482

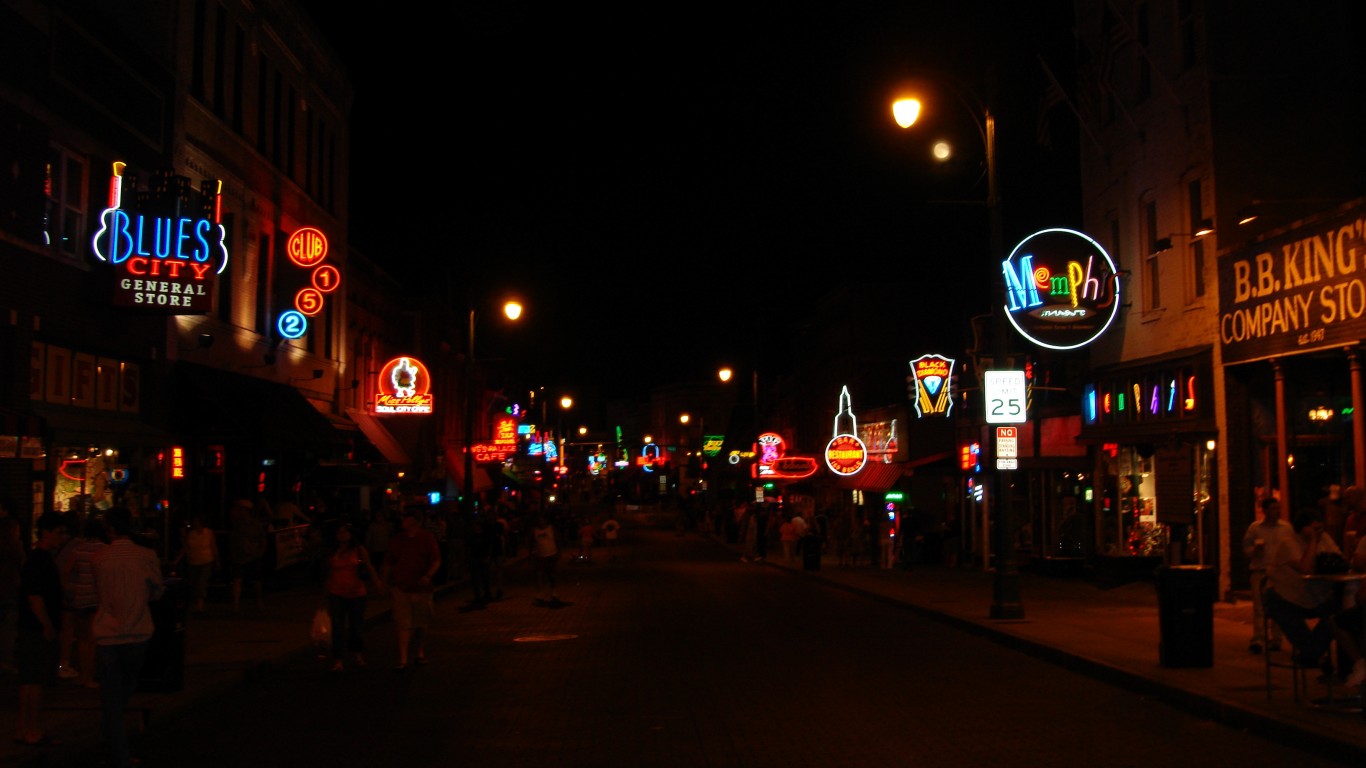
310;607;331;645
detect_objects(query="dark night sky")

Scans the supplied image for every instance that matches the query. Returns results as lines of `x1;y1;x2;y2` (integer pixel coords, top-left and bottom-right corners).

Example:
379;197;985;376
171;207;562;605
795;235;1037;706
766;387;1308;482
303;3;1081;415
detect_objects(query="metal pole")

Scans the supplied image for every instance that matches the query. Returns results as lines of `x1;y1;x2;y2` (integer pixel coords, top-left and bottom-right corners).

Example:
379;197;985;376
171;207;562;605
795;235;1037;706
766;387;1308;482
986;109;1023;620
463;306;476;518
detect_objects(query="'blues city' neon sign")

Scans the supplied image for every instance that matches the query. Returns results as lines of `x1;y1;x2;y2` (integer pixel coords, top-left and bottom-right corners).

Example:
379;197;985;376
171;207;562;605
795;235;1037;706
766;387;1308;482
92;163;228;313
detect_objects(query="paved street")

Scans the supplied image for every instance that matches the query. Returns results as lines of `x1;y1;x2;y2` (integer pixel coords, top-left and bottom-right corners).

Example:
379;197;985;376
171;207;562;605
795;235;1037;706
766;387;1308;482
10;512;1358;768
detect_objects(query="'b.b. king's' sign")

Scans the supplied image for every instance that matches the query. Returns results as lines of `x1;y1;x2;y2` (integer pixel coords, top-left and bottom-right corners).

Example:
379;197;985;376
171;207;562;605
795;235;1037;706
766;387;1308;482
1002;228;1120;351
91;162;228;314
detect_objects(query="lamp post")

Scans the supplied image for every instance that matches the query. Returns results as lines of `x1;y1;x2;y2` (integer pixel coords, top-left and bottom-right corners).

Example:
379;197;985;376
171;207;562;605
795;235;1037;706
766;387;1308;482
462;298;523;519
893;78;1022;619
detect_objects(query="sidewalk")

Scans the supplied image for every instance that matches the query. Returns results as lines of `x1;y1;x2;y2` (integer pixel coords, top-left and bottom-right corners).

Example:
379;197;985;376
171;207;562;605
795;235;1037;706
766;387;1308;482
5;525;1366;765
746;542;1366;764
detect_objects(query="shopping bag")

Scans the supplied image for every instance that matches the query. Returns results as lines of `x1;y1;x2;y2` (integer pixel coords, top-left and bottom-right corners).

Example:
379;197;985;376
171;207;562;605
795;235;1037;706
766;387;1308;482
310;607;331;645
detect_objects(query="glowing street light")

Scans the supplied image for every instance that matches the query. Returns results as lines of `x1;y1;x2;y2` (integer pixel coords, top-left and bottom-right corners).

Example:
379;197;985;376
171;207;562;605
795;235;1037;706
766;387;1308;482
891;76;1021;620
462;297;524;517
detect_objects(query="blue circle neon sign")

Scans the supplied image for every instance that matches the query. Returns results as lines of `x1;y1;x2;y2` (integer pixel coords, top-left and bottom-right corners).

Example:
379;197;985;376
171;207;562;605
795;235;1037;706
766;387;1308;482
277;310;308;340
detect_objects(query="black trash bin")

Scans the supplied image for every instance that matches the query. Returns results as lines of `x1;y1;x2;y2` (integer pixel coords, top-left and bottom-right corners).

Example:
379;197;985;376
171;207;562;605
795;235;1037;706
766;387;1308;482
1155;565;1217;668
139;576;187;693
802;535;822;571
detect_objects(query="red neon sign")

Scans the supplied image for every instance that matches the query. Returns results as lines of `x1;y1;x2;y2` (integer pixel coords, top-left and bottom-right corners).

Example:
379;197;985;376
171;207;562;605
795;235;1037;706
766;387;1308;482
286;227;328;267
375;357;433;414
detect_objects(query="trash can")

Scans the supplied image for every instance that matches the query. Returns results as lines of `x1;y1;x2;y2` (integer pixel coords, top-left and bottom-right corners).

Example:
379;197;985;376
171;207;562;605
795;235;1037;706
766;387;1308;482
802;535;822;571
1155;565;1217;668
139;576;188;693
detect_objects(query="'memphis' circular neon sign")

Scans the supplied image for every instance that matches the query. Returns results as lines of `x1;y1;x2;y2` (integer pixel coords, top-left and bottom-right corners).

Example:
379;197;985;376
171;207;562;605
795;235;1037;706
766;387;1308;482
1002;228;1120;351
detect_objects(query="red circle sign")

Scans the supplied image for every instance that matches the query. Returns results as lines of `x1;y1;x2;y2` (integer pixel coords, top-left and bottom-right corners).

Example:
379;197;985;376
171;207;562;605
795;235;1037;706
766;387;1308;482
824;434;867;476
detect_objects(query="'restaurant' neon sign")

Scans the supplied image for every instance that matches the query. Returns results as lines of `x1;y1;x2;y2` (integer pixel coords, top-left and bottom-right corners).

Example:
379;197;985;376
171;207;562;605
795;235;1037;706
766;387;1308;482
92;162;228;313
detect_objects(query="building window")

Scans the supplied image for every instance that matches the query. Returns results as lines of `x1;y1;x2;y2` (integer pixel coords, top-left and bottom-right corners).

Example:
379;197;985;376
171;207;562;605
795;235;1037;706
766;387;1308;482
1187;179;1206;301
1177;0;1198;72
1144;198;1160;310
44;145;87;260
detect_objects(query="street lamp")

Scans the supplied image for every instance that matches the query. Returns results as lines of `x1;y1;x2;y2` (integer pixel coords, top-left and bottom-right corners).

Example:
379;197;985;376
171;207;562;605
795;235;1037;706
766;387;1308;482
558;395;573;469
892;77;1022;620
462;298;523;519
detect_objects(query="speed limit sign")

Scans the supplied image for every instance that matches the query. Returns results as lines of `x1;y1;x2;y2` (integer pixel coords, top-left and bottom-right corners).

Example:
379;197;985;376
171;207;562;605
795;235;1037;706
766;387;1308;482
985;370;1027;424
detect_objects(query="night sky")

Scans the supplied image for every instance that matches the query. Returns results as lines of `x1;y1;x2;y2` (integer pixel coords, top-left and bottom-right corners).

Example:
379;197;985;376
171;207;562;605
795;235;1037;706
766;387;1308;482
303;3;1081;415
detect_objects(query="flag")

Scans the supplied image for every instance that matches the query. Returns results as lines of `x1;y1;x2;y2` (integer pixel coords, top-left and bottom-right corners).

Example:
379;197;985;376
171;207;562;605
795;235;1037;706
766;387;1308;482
1036;75;1066;147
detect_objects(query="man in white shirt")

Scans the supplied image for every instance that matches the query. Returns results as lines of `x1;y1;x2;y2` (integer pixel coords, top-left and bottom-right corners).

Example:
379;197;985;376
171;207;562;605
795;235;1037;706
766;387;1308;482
1264;508;1341;671
1242;497;1290;653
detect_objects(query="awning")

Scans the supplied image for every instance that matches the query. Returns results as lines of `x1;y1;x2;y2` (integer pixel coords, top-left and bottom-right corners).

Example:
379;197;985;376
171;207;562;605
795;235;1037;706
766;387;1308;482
173;362;345;452
834;461;905;492
345;408;412;467
31;404;172;447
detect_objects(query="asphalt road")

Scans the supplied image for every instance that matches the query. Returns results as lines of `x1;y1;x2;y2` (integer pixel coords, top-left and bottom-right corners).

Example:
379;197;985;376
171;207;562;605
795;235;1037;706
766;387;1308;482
50;518;1355;768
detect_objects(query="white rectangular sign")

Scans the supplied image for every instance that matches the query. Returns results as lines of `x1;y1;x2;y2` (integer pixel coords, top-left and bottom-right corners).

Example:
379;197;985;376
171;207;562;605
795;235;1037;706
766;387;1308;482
984;370;1027;424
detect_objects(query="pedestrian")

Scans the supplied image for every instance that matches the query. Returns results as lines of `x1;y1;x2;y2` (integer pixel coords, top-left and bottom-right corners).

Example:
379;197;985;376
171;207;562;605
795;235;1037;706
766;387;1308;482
14;511;65;747
383;508;441;670
530;513;562;605
323;523;381;672
779;517;798;562
600;513;621;562
0;497;24;676
228;498;268;613
1263;507;1342;673
831;511;852;567
173;514;218;613
61;516;106;690
879;513;897;570
464;517;494;607
53;511;80;681
752;504;771;562
92;506;165;768
1242;497;1289;653
1343;485;1366;558
577;516;596;561
489;506;510;600
364;508;393;572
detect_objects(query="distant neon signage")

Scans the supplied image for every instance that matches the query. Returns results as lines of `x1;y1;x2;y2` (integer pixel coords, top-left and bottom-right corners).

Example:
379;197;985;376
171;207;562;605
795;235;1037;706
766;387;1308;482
910;354;954;418
375;357;433;414
1002;228;1120;350
756;432;785;476
825;386;867;476
92;162;227;313
472;416;518;462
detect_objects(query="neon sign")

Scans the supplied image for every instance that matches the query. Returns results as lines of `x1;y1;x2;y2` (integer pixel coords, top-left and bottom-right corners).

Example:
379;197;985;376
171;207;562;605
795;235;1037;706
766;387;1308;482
824;386;867;476
375;357;433;414
1002;228;1120;350
472;416;518;462
92;163;228;313
909;354;955;418
279;227;341;336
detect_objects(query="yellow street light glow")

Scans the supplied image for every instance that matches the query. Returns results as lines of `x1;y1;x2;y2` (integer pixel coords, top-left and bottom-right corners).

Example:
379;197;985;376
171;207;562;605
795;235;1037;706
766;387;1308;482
933;141;952;160
892;98;921;128
718;367;733;383
503;301;522;320
560;396;573;410
679;413;691;424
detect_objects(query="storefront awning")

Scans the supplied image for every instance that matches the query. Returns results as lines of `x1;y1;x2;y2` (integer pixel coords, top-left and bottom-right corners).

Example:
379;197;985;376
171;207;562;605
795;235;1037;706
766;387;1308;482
32;404;172;447
345;408;412;467
835;461;905;492
173;363;345;452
